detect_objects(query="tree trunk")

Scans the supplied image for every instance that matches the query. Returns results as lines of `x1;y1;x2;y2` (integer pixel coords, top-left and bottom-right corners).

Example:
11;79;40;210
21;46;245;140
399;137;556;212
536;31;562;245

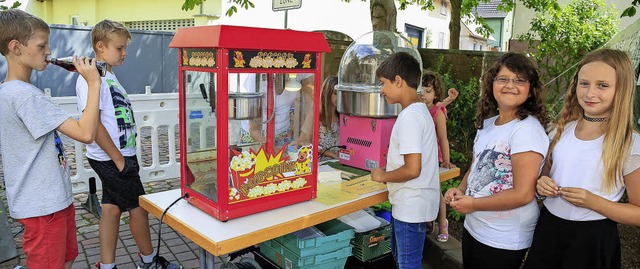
449;0;462;50
370;0;397;32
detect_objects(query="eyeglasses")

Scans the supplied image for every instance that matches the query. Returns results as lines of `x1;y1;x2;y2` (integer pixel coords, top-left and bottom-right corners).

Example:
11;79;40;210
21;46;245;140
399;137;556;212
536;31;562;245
494;77;529;86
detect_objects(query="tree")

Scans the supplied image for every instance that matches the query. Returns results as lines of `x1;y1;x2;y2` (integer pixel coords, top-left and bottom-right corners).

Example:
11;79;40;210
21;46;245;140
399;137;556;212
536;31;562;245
182;0;254;17
519;0;618;116
0;1;21;10
179;0;559;50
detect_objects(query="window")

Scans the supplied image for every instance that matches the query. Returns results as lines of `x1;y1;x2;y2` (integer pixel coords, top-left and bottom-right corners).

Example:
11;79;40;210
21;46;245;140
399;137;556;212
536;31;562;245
405;24;424;48
125;19;195;32
438;32;445;49
440;0;447;15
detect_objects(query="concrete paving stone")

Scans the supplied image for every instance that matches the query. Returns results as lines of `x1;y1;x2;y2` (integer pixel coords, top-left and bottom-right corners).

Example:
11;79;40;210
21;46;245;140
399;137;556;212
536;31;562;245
163;238;184;247
83;242;101;250
174;251;197;261
84;246;101;257
178;259;200;269
82;237;101;245
115;254;133;265
76;219;91;227
160;231;179;240
122;238;137;247
78;224;100;234
167;244;191;254
86;254;101;265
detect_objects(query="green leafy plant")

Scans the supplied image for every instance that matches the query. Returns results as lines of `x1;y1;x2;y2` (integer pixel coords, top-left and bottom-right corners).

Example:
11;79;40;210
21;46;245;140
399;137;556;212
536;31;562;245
519;0;618;118
0;1;21;10
441;178;465;221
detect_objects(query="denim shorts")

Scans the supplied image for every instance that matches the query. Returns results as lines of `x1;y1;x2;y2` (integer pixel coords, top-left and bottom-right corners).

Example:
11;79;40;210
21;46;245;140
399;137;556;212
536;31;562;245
88;156;146;211
391;217;427;269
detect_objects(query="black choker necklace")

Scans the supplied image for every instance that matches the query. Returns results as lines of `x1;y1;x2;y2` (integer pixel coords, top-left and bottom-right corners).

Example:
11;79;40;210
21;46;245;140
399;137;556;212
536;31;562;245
583;114;607;122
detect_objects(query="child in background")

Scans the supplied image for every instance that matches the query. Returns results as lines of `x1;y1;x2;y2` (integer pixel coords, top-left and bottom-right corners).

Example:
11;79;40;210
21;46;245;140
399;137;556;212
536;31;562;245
75;19;181;269
444;52;549;268
421;70;456;242
318;75;339;161
523;49;640;269
0;9;102;269
371;52;440;269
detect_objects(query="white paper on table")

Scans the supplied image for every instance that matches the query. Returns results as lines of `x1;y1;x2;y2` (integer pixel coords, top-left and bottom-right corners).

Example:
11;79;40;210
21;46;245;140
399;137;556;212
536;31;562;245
317;164;342;183
338;209;383;232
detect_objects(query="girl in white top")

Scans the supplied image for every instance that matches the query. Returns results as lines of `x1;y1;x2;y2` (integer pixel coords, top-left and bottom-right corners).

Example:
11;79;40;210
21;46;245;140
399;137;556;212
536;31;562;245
444;53;550;268
523;49;640;269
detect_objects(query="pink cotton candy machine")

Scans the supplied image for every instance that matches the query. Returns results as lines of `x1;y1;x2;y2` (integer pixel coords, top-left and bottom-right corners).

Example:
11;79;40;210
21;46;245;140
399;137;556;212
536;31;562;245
335;31;422;171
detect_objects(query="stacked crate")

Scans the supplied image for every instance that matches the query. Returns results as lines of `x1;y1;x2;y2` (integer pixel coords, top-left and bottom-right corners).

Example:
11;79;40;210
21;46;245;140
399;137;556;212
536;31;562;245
350;217;392;262
259;219;354;269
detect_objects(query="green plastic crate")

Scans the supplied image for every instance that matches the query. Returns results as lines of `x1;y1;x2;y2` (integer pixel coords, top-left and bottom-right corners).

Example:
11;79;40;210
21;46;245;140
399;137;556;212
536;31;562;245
274;219;354;257
260;237;352;269
350;223;392;262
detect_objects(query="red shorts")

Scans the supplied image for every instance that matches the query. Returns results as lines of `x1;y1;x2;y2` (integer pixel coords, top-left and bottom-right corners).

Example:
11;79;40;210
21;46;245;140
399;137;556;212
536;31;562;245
18;204;78;268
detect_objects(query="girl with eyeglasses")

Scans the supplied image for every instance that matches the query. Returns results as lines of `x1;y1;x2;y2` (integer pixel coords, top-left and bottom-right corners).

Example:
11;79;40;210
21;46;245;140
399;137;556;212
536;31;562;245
444;52;550;268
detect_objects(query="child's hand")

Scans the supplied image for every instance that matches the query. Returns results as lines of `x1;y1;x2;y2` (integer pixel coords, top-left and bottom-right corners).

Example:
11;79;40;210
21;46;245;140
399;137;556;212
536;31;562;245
74;56;101;87
537;176;560;197
371;167;385;183
440;161;456;169
447;88;459;100
449;195;475;214
444;188;463;204
558;187;598;209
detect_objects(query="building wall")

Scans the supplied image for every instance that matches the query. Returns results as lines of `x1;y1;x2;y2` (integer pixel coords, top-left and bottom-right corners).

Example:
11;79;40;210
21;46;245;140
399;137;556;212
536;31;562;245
23;0;220;26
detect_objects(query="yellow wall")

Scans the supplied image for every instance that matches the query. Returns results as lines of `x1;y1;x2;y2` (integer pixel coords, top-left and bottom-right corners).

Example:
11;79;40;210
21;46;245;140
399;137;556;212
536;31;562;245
25;0;222;26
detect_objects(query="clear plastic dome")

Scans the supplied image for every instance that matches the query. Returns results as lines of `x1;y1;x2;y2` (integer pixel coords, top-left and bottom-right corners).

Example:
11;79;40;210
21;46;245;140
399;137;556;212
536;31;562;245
336;31;422;93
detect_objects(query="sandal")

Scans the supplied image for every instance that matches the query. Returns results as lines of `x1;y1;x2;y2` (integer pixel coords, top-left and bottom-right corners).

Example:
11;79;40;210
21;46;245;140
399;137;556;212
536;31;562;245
437;219;449;242
427;221;435;234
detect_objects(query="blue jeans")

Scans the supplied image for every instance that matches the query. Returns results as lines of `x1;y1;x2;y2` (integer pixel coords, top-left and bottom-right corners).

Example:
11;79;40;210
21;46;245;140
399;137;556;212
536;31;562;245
391;217;427;269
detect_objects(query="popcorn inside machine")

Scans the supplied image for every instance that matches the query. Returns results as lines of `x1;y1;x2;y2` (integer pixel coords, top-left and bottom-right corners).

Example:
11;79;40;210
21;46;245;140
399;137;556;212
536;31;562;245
170;25;330;221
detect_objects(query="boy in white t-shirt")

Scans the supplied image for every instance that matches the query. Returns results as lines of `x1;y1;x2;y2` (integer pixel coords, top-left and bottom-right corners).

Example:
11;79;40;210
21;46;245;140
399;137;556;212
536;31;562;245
371;52;440;269
75;19;181;269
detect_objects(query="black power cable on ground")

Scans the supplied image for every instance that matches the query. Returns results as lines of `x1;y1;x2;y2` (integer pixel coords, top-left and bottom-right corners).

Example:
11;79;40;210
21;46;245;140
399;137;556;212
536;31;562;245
154;193;189;268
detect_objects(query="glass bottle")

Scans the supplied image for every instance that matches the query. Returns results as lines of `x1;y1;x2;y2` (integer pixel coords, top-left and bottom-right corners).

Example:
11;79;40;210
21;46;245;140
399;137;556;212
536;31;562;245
46;57;108;77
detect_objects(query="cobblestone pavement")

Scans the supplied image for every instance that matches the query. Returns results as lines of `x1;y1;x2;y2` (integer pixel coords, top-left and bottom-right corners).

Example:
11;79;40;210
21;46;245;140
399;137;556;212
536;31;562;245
0;178;222;269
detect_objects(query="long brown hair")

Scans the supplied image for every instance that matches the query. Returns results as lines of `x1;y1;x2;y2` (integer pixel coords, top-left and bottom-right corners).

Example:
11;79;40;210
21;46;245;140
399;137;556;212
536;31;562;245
475;52;549;130
320;76;339;131
549;48;637;192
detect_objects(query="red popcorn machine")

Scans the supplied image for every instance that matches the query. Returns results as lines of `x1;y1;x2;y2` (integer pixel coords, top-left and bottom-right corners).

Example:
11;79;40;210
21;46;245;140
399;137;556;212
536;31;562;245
170;25;330;221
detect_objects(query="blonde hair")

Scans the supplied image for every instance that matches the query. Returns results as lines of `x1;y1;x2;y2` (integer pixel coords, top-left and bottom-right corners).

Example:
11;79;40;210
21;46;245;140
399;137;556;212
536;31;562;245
91;19;131;51
319;76;339;131
549;48;637;192
0;9;49;56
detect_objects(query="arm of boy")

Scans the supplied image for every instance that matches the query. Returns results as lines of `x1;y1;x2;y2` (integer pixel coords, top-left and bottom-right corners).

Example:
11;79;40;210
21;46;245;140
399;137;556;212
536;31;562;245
560;168;640;226
57;57;101;143
434;110;455;169
94;122;126;171
454;151;542;213
370;153;421;183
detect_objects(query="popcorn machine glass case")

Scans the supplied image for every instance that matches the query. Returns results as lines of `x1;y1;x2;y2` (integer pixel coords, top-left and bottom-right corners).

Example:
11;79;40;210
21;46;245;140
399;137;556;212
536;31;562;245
170;25;330;221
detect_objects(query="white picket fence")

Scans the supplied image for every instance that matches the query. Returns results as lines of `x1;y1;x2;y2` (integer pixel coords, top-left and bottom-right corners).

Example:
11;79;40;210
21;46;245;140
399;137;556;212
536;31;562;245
52;90;187;194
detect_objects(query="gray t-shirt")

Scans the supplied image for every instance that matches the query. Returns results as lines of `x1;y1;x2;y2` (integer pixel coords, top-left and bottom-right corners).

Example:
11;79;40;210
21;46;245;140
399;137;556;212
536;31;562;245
0;80;73;219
